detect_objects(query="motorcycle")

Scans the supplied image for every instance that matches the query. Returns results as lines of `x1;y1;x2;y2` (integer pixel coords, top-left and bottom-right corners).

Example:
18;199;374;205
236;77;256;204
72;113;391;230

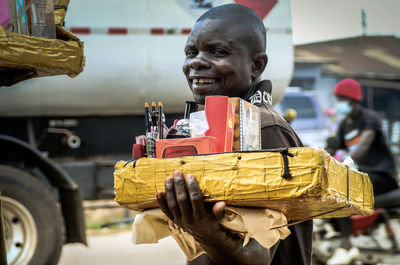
313;187;400;265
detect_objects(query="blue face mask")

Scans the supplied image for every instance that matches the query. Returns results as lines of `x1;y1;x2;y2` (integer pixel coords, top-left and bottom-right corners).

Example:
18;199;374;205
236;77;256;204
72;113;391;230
335;101;352;118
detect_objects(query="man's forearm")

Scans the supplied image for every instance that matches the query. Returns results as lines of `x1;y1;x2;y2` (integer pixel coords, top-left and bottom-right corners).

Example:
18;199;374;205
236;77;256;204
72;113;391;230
193;224;276;265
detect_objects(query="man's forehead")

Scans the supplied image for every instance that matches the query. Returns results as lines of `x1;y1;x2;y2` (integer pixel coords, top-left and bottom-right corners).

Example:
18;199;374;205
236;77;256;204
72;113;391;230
187;18;252;44
193;17;250;33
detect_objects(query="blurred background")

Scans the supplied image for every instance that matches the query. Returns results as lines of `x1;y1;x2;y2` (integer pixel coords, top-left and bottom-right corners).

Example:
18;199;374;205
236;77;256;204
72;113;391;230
1;0;399;264
286;0;400;158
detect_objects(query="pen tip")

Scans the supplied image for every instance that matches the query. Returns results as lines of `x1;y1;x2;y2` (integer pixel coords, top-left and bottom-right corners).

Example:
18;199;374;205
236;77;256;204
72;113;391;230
144;102;149;107
151;102;156;107
158;101;163;107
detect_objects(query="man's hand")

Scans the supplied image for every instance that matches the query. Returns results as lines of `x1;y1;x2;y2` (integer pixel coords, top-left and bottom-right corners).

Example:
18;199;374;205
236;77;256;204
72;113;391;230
156;170;275;265
156;170;226;239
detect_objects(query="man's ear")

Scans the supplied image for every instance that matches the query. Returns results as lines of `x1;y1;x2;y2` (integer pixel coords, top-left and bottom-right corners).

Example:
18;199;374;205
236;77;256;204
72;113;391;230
251;53;268;80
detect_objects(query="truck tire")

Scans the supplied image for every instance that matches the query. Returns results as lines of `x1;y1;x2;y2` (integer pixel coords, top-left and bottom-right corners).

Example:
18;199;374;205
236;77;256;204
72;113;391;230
0;165;65;265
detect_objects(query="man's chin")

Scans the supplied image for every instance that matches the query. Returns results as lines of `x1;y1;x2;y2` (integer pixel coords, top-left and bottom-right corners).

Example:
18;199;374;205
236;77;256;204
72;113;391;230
193;94;206;105
191;87;222;105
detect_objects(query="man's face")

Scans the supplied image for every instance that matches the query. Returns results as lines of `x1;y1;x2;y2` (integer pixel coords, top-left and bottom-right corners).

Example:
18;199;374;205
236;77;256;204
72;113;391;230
183;18;255;104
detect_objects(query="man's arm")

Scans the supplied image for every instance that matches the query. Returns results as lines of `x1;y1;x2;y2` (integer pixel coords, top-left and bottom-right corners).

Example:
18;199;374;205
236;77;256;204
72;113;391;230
157;170;277;265
349;129;375;162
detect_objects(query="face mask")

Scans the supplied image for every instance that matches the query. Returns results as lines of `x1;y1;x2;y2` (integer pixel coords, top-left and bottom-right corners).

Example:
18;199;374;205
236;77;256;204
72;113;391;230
335;101;352;119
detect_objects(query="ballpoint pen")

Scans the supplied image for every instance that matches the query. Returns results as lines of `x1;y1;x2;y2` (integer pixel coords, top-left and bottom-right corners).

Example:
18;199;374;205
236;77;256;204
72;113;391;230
144;103;152;133
151;101;157;132
158;101;163;139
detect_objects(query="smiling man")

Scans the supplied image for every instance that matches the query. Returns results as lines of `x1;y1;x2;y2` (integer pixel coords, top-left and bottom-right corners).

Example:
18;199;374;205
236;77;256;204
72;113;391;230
156;4;312;265
182;7;265;104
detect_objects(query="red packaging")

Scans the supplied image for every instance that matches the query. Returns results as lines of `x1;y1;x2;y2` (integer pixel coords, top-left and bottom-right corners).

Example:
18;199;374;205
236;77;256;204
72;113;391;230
132;144;145;159
204;96;234;152
155;136;217;158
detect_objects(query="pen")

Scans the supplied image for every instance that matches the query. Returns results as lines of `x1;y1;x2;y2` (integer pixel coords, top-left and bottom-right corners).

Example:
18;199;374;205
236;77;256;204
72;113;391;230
146;101;159;157
158;101;163;139
151;101;157;132
144;103;151;133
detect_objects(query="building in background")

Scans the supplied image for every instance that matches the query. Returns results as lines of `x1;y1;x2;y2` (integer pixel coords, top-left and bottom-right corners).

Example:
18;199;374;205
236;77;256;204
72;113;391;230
292;35;400;166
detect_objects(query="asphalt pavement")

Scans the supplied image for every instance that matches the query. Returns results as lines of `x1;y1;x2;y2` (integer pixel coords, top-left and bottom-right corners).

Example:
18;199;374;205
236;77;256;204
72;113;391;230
58;230;186;265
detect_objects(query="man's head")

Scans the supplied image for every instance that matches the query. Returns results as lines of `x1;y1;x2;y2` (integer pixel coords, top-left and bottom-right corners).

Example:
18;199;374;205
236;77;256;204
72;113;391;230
334;78;362;118
183;4;268;104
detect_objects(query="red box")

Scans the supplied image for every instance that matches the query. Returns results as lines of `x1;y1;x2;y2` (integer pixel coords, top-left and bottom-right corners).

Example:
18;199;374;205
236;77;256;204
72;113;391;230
204;96;235;153
155;136;217;158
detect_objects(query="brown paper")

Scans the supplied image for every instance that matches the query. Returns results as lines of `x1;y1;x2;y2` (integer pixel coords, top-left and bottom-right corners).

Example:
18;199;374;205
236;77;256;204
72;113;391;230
132;207;290;260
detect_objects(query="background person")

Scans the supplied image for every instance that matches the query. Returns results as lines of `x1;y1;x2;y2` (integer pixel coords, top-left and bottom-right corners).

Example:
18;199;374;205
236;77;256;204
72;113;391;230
326;78;399;265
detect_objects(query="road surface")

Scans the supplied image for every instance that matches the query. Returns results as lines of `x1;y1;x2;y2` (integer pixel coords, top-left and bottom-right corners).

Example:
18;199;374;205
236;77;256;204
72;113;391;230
58;230;186;265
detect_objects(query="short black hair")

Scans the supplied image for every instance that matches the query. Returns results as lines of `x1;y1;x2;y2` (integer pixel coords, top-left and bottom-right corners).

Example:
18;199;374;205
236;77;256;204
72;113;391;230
196;4;266;54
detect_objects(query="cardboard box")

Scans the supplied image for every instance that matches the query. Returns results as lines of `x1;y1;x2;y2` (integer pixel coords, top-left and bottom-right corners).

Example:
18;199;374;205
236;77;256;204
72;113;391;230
204;96;261;152
114;147;374;221
155;136;217;158
229;98;261;151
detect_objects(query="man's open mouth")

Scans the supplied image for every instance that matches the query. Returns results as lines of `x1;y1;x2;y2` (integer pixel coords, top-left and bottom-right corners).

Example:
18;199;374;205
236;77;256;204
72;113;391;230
192;78;218;85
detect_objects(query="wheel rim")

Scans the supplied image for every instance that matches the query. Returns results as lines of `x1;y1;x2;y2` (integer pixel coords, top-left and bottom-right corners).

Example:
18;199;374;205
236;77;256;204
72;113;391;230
3;196;38;265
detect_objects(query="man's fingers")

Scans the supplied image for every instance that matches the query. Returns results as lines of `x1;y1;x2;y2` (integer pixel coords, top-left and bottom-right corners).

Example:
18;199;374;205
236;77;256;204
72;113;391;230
156;191;174;221
173;170;193;223
212;201;226;221
186;174;206;215
164;176;181;220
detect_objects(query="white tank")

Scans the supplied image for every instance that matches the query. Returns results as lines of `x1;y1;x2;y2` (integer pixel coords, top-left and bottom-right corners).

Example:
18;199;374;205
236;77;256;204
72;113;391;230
0;0;293;117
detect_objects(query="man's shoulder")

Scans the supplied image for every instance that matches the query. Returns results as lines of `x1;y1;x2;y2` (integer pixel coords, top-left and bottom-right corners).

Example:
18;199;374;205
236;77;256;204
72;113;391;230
260;104;289;128
243;79;302;148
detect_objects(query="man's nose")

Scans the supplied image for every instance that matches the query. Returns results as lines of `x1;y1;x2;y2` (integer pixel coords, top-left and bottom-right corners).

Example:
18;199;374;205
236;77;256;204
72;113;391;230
189;53;211;70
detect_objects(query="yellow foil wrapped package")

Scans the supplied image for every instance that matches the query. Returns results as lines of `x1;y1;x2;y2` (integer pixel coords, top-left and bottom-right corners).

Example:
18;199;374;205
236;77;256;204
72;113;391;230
0;0;84;86
114;147;374;221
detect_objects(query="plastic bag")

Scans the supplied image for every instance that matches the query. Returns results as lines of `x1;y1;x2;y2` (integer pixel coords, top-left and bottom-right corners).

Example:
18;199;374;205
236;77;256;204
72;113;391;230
189;111;209;137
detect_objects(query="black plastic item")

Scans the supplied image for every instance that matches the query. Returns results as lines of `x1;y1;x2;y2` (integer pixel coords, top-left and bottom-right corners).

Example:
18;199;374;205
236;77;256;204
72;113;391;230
184;101;199;119
166;134;189;139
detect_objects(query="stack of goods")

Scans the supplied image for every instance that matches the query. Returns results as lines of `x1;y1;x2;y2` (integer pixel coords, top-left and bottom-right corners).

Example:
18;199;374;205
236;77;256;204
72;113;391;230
114;97;374;221
134;96;262;160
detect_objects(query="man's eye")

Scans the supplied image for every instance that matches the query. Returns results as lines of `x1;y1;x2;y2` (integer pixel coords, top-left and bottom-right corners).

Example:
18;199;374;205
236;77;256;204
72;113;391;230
185;50;197;57
212;50;228;56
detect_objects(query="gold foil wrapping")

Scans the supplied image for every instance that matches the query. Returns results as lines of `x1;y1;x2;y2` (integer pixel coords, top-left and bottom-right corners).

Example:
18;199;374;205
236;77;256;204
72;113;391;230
0;0;84;86
114;147;374;221
54;0;70;26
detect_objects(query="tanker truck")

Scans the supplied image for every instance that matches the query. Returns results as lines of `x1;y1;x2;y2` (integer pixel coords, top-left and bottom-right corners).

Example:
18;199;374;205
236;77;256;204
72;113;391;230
0;0;294;264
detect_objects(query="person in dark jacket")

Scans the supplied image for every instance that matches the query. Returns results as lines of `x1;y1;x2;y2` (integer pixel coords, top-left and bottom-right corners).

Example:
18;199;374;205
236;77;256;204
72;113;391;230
156;4;312;265
326;78;398;265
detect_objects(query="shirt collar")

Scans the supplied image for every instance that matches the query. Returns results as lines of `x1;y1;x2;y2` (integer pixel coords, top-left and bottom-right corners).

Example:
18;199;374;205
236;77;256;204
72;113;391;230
242;80;273;107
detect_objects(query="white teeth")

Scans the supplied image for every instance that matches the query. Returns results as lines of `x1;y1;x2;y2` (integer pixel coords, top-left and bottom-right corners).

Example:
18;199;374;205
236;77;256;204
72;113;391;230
193;78;216;84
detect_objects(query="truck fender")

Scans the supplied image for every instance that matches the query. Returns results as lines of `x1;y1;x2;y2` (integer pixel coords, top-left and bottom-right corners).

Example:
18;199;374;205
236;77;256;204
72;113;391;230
0;134;87;245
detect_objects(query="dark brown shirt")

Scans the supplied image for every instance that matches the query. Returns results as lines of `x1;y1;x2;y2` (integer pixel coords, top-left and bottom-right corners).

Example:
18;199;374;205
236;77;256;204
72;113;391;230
250;80;313;265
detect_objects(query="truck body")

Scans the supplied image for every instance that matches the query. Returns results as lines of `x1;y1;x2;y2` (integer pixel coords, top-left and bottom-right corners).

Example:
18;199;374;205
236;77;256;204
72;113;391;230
0;0;294;264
